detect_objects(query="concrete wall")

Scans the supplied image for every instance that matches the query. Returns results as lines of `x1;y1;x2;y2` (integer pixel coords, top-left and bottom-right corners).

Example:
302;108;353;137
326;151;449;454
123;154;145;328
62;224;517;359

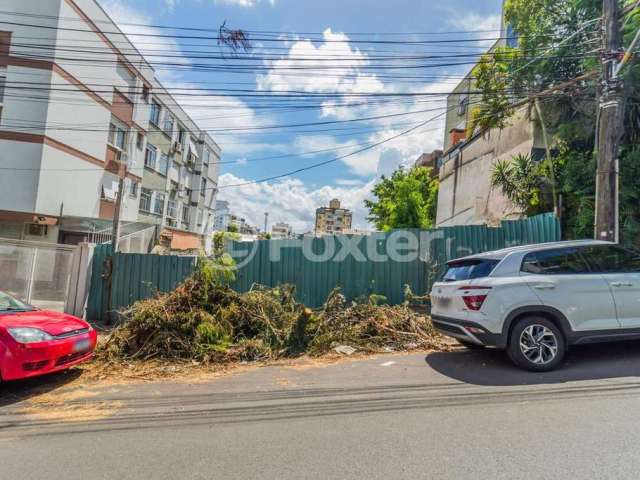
436;108;540;227
35;144;104;217
0;141;43;213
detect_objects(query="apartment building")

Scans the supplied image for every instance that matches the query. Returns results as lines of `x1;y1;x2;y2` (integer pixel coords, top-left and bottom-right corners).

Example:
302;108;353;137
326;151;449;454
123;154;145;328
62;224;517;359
0;0;219;250
271;222;293;239
315;199;353;235
228;215;258;235
213;200;230;231
141;79;219;250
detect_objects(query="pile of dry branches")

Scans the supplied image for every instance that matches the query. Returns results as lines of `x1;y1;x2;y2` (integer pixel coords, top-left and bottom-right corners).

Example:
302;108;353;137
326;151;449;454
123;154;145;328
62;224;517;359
308;288;446;354
98;260;445;364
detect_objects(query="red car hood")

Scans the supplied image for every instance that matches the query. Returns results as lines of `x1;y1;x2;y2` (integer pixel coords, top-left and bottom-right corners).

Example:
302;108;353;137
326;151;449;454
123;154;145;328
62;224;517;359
0;310;90;336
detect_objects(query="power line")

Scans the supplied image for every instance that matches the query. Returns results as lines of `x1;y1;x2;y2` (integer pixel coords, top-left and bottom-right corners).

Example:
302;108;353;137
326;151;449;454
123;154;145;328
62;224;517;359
0;18;532;45
216;110;450;190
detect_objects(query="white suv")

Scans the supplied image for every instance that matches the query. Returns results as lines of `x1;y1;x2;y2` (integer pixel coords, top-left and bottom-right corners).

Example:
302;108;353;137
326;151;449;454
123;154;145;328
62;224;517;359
430;240;640;371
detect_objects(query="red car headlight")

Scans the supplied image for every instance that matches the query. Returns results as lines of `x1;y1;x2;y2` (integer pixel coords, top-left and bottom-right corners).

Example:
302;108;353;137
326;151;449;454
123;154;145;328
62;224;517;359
7;328;54;343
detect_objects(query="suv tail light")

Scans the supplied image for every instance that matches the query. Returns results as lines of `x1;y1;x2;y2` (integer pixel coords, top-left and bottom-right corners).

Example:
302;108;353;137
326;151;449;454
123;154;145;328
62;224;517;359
462;295;487;311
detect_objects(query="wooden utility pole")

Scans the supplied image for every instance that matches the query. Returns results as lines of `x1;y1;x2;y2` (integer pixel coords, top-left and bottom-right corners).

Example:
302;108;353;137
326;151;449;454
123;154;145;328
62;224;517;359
594;0;624;242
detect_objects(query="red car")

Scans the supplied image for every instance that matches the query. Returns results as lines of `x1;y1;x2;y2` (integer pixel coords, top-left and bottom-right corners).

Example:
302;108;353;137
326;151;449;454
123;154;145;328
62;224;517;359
0;291;97;381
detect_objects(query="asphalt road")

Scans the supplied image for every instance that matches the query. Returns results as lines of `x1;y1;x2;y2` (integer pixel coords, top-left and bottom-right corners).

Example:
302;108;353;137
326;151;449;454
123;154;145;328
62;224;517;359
3;342;640;479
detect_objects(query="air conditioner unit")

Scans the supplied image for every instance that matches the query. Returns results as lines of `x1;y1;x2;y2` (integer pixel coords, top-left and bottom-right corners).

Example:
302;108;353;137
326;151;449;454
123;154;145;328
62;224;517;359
26;224;48;237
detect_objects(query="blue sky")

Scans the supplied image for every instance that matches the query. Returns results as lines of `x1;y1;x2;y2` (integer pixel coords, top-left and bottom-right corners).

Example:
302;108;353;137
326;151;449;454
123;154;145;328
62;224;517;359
101;0;503;232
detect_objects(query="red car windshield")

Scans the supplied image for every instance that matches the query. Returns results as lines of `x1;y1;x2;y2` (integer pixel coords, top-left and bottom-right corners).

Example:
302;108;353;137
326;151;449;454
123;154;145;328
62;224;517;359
0;291;36;312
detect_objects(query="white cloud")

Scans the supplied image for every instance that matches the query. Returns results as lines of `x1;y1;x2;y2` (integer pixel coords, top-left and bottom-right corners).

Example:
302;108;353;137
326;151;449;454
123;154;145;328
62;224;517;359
158;0;276;10
218;173;375;232
100;0;272;156
214;0;275;6
256;29;453;177
100;0;187;71
257;28;385;120
335;179;365;186
447;12;503;48
448;12;502;33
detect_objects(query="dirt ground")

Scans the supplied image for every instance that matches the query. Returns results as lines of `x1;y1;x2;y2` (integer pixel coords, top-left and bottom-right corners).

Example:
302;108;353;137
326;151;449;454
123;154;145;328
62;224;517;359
0;346;456;425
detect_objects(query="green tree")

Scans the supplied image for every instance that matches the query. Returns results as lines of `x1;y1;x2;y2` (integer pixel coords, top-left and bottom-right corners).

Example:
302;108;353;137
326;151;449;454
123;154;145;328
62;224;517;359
490;154;549;216
364;166;439;231
469;1;600;135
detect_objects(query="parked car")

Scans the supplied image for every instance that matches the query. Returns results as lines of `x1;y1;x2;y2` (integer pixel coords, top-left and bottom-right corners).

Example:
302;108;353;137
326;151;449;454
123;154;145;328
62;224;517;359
0;291;97;381
430;240;640;371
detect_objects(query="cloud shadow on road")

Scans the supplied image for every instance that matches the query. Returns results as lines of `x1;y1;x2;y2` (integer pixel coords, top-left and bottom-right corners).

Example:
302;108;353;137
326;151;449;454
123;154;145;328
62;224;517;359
425;341;640;386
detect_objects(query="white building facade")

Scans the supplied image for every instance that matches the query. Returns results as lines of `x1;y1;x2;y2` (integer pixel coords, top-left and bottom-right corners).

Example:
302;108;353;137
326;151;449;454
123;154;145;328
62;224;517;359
213;200;230;232
0;0;219;250
271;222;293;239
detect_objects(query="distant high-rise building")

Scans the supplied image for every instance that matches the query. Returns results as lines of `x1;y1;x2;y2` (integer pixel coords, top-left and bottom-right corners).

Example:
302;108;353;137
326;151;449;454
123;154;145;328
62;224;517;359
213;200;230;231
271;222;293;239
315;199;353;235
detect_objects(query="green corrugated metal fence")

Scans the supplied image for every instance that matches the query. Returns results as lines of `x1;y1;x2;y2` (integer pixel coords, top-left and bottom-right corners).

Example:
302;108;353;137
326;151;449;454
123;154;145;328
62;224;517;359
86;213;560;321
87;244;196;323
229;213;561;307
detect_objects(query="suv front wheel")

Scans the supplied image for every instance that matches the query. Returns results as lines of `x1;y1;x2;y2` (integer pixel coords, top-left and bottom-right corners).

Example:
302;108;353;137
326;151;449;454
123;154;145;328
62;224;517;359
507;317;565;372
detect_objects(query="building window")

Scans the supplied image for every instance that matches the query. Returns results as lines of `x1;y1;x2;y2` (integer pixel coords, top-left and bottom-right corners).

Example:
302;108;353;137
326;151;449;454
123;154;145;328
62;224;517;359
458;95;469;116
177;127;185;146
108;122;127;151
136;132;144;150
200;178;206;196
139;188;152;212
197;208;203;226
142;85;150;102
144;144;157;169
203;148;210;166
150;100;161;126
167;200;178;219
158;153;169;176
153;192;165;216
182;205;190;226
129;180;138;198
163;115;174;136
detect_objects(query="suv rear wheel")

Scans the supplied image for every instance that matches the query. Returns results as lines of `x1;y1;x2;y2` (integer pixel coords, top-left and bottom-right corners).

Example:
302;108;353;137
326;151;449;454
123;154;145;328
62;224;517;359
507;316;565;372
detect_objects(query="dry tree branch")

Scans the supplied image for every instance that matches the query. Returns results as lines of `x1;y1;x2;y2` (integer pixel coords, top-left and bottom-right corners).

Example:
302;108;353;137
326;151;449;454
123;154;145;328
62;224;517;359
218;21;252;55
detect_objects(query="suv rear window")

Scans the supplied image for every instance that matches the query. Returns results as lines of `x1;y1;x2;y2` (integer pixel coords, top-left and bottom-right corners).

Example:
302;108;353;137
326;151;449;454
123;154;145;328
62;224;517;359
521;247;590;275
441;259;500;282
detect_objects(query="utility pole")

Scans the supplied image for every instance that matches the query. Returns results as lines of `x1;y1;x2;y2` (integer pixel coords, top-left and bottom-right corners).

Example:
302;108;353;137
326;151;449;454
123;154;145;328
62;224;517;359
111;175;125;252
594;0;624;243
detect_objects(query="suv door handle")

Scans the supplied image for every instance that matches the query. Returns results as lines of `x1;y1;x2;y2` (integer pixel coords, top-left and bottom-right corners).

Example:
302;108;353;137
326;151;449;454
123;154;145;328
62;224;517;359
611;281;633;287
534;283;556;290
